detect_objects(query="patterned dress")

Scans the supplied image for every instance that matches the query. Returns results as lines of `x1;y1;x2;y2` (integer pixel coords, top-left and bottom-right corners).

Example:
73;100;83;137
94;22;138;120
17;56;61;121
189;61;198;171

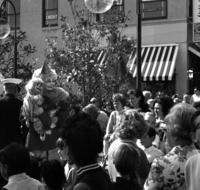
144;145;199;190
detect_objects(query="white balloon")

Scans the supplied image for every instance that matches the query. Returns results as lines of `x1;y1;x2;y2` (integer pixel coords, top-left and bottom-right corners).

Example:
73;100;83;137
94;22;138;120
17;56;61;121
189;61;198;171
84;0;114;14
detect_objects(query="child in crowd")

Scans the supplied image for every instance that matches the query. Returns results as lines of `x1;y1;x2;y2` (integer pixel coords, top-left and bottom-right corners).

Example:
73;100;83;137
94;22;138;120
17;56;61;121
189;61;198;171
41;159;66;190
140;126;163;164
109;143;142;190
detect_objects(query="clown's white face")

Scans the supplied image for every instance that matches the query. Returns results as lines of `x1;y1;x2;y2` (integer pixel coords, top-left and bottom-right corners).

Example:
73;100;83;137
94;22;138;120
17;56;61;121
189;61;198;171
44;77;56;91
34;81;43;94
29;80;43;95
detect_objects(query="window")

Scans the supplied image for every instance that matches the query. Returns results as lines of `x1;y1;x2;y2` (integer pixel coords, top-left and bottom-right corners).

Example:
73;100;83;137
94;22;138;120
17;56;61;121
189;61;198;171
42;0;58;27
5;0;20;30
141;0;167;20
96;0;125;23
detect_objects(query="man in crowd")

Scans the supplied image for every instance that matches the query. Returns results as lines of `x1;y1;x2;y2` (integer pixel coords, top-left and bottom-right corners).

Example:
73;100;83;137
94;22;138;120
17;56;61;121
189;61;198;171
0;78;23;149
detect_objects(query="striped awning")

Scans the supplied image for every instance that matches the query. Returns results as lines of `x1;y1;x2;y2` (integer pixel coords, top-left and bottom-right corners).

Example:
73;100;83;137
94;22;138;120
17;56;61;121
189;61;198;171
188;43;200;58
127;44;179;81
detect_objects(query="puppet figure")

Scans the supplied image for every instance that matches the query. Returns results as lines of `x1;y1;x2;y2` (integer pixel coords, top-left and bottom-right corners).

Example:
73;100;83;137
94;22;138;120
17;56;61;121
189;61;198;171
22;59;70;159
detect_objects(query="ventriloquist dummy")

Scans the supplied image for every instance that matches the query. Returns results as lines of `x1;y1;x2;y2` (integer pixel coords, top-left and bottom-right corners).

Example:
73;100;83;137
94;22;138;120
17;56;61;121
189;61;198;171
22;59;70;159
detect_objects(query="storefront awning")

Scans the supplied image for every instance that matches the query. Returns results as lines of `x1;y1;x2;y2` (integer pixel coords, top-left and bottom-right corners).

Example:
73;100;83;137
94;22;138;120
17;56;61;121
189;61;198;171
127;44;179;81
188;43;200;58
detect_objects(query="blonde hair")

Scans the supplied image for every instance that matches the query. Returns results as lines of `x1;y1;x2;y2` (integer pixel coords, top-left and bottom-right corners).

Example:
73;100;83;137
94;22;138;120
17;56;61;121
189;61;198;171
115;109;148;140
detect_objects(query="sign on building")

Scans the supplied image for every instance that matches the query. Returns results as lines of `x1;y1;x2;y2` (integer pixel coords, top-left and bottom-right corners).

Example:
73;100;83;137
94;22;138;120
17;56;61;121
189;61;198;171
193;0;200;42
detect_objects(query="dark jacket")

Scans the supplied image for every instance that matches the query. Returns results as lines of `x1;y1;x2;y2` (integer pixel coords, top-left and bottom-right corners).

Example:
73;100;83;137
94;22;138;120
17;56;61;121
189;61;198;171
75;164;111;190
0;94;23;149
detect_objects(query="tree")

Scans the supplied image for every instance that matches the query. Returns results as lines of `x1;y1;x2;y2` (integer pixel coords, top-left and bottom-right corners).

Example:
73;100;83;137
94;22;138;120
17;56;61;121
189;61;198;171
45;0;135;106
0;30;36;80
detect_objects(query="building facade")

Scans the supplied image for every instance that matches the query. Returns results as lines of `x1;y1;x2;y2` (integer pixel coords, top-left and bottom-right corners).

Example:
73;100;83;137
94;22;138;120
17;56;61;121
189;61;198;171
3;0;192;95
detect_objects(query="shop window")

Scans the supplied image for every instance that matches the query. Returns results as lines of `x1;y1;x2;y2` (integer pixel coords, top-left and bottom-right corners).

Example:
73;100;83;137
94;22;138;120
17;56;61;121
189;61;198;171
5;0;20;30
96;0;125;23
42;0;58;27
141;0;167;20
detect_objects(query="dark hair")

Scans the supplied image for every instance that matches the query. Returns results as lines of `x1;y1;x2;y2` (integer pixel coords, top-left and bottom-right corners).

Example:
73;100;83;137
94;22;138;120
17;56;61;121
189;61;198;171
27;156;41;180
82;104;99;120
113;143;141;188
154;96;174;117
146;126;156;138
41;159;66;190
193;101;200;109
0;143;30;177
127;89;148;111
112;93;126;107
62;112;103;166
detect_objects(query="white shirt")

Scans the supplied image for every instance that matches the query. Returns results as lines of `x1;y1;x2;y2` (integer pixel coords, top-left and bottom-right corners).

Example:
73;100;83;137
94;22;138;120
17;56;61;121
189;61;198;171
185;153;200;190
4;173;45;190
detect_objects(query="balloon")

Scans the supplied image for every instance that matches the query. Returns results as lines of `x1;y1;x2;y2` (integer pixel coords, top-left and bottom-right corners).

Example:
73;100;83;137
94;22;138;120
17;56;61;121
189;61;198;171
84;0;114;14
0;18;10;40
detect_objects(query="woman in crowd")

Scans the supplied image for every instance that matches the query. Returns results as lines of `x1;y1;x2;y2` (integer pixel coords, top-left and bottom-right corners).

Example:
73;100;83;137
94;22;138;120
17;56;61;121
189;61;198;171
109;143;143;190
126;89;149;113
107;109;150;186
104;93;126;156
184;110;200;190
61;112;111;190
145;103;199;190
153;96;174;151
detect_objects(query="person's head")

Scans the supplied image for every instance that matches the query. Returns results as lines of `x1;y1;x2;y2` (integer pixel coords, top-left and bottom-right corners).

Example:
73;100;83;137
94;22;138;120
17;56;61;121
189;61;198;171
154;96;174;119
0;143;30;180
82;104;99;120
2;78;22;96
140;126;156;148
113;143;140;182
190;110;200;148
193;101;200;111
182;94;190;104
147;98;155;110
112;93;126;111
61;112;103;167
144;112;156;128
164;103;196;147
127;89;146;110
27;155;41;181
25;78;43;96
90;97;100;108
32;59;57;91
41;159;66;190
115;109;148;141
156;91;164;99
143;90;152;102
194;87;200;95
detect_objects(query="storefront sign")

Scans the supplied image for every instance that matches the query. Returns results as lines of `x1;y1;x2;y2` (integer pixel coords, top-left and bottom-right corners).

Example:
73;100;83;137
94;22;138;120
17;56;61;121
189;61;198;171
193;0;200;42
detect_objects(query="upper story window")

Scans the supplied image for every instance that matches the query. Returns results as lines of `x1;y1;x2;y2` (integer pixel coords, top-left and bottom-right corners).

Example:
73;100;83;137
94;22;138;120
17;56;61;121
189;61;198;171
96;0;125;23
5;0;20;30
42;0;58;27
141;0;167;20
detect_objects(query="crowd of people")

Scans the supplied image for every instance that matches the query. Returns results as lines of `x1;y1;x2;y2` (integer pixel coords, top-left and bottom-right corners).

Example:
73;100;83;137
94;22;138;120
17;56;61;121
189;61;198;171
0;59;200;190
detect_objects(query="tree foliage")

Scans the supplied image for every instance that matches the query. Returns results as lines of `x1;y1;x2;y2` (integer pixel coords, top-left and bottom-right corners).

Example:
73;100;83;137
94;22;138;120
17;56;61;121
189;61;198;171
45;0;135;106
0;30;36;80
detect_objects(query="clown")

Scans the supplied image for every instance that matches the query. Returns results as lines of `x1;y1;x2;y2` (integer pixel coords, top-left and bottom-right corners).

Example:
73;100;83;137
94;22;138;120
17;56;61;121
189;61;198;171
22;59;70;159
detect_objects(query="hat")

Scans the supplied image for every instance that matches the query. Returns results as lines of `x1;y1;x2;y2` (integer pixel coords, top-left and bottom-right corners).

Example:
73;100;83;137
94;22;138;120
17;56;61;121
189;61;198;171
32;59;57;80
1;78;22;85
